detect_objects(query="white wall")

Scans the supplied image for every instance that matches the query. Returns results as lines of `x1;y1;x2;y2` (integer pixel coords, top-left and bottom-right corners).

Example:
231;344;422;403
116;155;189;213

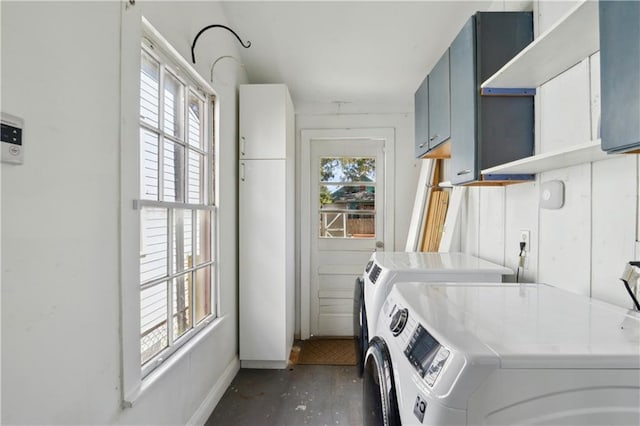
457;0;638;309
1;1;247;424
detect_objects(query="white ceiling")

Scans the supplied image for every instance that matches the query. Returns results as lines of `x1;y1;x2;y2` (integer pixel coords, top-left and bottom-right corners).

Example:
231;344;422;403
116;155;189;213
219;1;531;111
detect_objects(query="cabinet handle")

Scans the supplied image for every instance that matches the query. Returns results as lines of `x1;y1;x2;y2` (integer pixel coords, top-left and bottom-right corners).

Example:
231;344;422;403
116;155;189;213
240;136;246;156
457;169;471;176
240;163;245;181
419;142;427;148
429;134;439;142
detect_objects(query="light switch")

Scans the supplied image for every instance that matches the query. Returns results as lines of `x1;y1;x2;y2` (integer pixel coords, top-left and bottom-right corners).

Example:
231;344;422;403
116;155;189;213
1;112;24;164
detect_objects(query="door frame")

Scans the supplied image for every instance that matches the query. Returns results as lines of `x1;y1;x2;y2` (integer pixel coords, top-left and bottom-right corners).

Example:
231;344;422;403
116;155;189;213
300;128;395;339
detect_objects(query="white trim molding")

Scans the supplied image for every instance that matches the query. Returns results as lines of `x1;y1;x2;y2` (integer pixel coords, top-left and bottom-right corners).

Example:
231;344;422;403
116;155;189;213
187;356;240;426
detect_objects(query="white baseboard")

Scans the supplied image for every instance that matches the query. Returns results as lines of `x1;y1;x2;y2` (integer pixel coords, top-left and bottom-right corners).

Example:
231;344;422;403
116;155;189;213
240;359;289;369
187;356;240;426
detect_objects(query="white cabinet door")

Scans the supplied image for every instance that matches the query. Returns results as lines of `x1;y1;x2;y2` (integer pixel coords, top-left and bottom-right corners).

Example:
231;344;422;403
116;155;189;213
239;85;290;159
239;159;287;361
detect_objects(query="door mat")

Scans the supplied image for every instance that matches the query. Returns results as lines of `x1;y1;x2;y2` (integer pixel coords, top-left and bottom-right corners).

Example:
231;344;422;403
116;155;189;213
290;338;357;366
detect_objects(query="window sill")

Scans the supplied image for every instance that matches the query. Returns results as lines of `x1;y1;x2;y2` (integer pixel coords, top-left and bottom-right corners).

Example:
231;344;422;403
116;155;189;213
123;314;227;408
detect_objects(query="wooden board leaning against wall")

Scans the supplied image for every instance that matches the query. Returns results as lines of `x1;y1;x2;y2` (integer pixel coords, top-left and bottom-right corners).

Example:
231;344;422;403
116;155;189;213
421;159;449;252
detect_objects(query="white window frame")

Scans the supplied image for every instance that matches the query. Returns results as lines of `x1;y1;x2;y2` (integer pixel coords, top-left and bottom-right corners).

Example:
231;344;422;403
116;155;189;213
138;40;217;378
120;16;221;406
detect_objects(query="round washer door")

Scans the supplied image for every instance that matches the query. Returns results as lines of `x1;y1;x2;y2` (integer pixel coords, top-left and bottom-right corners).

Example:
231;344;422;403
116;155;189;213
363;337;401;426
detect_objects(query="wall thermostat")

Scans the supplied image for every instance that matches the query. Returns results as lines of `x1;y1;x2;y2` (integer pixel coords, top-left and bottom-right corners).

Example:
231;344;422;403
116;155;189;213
540;180;564;209
1;112;24;164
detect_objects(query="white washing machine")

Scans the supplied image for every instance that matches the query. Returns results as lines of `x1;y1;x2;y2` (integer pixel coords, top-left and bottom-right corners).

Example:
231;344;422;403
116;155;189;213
355;252;512;375
363;282;640;425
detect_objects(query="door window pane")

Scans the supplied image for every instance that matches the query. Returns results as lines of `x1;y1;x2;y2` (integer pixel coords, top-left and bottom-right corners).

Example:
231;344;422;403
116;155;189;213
320;157;376;183
345;211;375;238
319;184;375;239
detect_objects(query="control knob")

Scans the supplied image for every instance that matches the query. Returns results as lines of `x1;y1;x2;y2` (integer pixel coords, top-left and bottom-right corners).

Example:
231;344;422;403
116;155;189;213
390;308;408;336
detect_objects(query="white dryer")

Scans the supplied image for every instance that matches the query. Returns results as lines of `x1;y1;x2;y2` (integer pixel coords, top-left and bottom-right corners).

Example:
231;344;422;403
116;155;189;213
355;252;511;375
363;282;640;425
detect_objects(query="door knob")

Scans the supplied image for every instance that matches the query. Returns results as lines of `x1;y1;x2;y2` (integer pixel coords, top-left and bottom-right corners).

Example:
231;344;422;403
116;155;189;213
375;241;384;249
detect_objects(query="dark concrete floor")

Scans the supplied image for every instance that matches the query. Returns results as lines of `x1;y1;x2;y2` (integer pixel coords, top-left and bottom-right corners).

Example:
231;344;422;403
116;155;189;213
206;365;363;426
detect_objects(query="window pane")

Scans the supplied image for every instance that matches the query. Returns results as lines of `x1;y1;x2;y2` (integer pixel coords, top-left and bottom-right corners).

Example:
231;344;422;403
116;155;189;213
320;157;376;183
346;211;375;238
140;208;168;283
164;72;183;139
188;93;203;149
319;211;375;239
173;209;193;274
320;184;375;206
195;266;212;323
188;150;204;204
141;282;168;364
140;129;159;200
319;185;375;239
195;210;212;265
163;140;185;202
140;53;159;128
172;274;192;339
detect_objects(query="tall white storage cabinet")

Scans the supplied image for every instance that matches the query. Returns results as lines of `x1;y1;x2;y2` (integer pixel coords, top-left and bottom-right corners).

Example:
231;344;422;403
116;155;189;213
239;84;295;368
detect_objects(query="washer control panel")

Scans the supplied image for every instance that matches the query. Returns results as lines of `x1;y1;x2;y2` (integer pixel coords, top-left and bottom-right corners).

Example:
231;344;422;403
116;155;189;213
404;324;450;386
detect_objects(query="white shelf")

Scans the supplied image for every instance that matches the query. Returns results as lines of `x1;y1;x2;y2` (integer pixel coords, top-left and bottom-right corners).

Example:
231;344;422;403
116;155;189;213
481;140;619;175
481;0;599;90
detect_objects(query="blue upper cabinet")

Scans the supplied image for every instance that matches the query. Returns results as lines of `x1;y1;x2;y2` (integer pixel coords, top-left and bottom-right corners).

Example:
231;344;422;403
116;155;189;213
600;0;640;153
414;50;451;159
449;12;534;185
414;75;430;158
427;50;451;151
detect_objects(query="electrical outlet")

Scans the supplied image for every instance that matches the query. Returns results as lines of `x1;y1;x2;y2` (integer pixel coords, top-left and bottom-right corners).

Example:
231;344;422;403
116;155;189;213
518;230;530;272
520;230;530;251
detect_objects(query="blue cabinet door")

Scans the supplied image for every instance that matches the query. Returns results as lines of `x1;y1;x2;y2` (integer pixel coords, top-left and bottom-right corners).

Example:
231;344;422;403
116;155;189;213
427;50;451;150
600;0;640;153
414;75;429;158
450;17;476;185
450;12;533;185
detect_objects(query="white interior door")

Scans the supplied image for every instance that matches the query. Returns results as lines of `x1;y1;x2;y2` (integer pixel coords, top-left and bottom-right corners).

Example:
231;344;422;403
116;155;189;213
309;138;386;336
